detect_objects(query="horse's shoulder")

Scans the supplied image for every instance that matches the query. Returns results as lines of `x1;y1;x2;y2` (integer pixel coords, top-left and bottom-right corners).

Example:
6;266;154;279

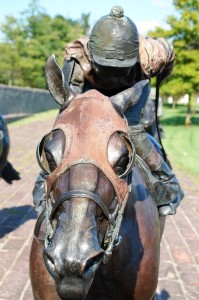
129;158;157;209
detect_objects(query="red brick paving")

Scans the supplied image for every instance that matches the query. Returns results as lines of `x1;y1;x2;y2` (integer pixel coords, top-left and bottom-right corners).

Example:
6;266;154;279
0;116;198;300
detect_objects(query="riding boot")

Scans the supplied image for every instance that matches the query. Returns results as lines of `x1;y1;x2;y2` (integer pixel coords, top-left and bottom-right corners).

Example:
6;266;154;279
128;123;184;216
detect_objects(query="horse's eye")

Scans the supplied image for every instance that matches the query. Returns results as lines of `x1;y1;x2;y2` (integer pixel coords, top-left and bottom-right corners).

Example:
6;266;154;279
37;129;65;174
45;152;56;172
108;132;135;178
114;155;129;176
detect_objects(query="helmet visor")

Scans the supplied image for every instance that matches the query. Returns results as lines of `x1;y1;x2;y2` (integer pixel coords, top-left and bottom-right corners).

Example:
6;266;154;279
92;51;138;68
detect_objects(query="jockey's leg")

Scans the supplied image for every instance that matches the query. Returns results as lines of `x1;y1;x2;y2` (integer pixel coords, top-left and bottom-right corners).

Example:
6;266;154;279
129;123;184;216
125;84;184;216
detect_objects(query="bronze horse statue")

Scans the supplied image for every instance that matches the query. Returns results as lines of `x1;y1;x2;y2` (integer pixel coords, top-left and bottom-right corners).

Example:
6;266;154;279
29;55;165;300
0;115;20;184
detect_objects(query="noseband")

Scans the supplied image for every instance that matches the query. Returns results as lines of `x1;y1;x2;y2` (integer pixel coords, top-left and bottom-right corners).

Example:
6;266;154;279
50;189;111;221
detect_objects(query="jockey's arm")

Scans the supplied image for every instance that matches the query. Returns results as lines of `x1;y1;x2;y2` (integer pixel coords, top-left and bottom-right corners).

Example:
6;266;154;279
62;59;85;94
139;36;175;84
63;37;91;94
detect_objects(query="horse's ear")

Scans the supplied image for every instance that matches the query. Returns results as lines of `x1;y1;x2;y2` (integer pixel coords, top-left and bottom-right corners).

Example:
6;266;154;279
45;54;75;106
110;79;150;112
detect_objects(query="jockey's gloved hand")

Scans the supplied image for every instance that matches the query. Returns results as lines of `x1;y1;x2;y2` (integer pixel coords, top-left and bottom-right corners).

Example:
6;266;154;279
156;61;174;85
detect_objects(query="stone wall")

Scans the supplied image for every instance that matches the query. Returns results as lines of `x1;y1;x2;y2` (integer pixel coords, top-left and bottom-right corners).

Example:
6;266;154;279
0;84;58;115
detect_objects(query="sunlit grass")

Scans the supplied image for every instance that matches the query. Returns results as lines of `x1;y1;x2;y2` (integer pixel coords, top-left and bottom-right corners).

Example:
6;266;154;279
161;104;199;181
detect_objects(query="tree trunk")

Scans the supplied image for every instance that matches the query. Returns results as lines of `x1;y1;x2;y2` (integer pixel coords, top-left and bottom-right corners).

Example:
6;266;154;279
172;97;176;109
185;94;192;126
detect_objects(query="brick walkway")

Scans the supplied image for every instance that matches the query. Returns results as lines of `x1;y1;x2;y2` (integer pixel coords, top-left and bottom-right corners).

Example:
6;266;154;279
0;117;198;300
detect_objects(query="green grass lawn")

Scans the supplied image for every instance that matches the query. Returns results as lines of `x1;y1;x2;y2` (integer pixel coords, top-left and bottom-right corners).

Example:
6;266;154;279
161;104;199;182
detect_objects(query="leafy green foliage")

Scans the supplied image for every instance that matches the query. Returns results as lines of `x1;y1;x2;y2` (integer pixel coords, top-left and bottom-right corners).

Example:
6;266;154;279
0;0;90;88
148;0;199;105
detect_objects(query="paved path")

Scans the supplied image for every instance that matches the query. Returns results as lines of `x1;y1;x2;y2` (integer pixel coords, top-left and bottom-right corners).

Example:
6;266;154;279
0;116;198;300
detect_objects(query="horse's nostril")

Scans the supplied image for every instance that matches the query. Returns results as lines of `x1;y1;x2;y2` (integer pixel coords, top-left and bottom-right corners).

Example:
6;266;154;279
43;250;61;280
82;252;104;276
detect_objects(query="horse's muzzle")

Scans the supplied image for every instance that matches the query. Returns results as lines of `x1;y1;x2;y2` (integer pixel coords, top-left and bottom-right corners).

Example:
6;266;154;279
43;247;104;279
43;247;104;299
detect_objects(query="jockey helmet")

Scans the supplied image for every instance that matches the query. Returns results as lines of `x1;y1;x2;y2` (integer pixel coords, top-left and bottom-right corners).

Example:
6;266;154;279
89;6;139;68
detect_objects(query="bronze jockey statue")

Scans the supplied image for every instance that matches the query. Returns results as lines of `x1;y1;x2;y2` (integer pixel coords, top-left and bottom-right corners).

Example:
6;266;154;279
33;6;184;216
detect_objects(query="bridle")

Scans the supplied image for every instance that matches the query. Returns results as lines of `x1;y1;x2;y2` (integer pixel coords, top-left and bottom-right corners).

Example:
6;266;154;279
34;156;134;265
34;90;136;263
34;171;133;263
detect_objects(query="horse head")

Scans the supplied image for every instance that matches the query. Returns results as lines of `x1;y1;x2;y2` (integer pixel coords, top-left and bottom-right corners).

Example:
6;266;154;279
36;55;149;300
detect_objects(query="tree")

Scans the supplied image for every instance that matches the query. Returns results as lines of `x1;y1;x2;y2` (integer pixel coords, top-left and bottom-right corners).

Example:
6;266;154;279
79;13;91;35
0;0;90;88
147;0;199;123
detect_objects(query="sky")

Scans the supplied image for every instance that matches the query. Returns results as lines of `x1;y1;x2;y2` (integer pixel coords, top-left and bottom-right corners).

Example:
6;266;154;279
0;0;176;36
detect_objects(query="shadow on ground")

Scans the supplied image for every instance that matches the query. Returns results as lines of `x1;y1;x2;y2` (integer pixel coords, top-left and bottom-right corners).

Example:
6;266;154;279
156;289;170;300
162;115;199;126
0;205;36;238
